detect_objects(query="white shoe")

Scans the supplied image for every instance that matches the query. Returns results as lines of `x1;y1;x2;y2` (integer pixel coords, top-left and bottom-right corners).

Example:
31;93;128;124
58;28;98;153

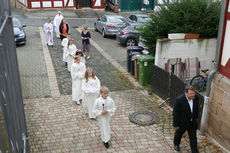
76;101;80;105
87;56;90;59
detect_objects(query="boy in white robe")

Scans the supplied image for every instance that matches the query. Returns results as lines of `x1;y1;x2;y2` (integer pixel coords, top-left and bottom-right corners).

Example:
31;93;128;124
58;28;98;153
53;11;63;38
43;18;53;46
93;86;116;148
65;40;77;71
81;67;100;118
71;56;86;104
61;33;71;66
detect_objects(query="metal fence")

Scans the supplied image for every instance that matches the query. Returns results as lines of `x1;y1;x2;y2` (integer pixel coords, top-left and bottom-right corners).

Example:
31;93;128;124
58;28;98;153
0;1;30;153
151;64;204;129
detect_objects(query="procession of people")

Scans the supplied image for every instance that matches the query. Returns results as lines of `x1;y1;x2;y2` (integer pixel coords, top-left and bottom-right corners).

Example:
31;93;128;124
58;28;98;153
43;12;116;149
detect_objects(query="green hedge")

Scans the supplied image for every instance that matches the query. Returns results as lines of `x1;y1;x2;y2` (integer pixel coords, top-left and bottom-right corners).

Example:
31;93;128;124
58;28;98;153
139;0;221;55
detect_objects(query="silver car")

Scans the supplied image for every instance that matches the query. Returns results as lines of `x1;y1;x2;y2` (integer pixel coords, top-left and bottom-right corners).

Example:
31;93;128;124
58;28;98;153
94;14;128;38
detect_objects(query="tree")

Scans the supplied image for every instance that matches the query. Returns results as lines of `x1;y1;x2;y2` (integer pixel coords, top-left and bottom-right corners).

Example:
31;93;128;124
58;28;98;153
139;0;221;55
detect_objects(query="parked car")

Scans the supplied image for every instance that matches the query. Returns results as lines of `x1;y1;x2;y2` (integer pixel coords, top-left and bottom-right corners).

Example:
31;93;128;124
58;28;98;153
94;14;128;38
116;23;143;46
13;17;26;45
127;14;151;24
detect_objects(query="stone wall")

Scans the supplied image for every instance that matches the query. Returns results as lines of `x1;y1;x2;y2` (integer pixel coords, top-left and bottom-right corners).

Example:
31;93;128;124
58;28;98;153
207;72;230;150
155;38;217;79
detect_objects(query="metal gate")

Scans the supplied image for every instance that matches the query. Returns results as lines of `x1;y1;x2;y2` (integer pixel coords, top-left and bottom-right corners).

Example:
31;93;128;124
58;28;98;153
121;0;142;12
0;0;30;153
76;0;92;7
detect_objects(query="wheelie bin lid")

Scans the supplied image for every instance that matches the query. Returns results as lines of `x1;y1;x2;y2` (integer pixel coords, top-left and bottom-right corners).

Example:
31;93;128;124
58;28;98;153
126;46;144;52
137;55;155;62
129;51;143;56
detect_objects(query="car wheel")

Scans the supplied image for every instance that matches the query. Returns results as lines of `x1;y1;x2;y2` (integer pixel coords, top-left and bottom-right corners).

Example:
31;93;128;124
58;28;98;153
126;39;136;46
94;24;98;31
102;29;107;38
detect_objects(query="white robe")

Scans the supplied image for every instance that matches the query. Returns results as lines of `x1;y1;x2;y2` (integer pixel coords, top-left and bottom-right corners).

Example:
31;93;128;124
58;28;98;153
82;77;101;118
65;44;77;71
43;23;53;46
61;38;69;62
53;14;63;38
71;62;86;102
93;96;116;143
80;56;86;64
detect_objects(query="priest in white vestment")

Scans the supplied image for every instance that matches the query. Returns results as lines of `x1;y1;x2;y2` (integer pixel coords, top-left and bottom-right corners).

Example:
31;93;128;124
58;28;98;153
93;86;116;148
65;40;77;71
71;56;86;104
53;11;63;38
43;18;53;46
82;67;101;118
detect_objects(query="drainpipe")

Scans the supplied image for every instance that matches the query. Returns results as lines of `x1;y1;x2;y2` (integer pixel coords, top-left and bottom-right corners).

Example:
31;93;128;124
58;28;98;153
200;0;227;134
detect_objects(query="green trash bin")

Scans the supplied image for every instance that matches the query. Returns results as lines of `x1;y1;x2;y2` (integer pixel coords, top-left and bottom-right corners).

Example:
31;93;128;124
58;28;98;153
137;55;155;86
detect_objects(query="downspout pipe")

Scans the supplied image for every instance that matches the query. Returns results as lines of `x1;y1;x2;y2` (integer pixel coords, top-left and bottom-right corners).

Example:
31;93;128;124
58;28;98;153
200;0;227;134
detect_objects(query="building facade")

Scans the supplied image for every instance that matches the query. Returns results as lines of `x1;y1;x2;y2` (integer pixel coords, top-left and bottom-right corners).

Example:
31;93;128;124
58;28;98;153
16;0;104;9
207;0;230;150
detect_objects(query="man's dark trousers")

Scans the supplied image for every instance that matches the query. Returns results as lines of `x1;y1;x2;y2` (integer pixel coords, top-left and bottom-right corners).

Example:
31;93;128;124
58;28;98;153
174;124;198;153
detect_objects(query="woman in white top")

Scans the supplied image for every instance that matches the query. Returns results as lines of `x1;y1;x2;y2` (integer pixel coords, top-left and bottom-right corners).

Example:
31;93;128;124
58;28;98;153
65;39;77;71
61;33;71;66
82;67;101;119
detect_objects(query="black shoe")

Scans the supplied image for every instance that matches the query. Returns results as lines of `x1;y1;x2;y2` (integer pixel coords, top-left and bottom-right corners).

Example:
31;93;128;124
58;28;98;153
104;142;109;148
174;145;180;151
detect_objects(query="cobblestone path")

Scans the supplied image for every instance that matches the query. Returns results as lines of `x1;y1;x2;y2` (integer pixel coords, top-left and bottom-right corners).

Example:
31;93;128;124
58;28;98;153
16;26;51;99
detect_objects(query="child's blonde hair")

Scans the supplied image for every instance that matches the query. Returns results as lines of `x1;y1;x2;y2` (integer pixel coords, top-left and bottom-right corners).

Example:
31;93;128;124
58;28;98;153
100;86;109;94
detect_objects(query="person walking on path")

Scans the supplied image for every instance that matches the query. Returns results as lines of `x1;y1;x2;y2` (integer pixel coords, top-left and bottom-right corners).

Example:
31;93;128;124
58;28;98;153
82;67;100;119
61;33;71;67
43;17;53;46
75;49;86;64
81;26;91;59
53;11;63;38
173;86;199;153
71;56;86;105
59;19;69;41
93;86;116;148
66;40;77;71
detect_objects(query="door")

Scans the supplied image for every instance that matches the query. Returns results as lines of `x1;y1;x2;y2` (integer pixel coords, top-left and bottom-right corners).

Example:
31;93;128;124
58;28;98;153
77;0;92;7
145;0;154;11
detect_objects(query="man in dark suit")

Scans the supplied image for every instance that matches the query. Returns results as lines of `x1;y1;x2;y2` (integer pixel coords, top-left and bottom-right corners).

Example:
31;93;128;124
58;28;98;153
173;86;199;153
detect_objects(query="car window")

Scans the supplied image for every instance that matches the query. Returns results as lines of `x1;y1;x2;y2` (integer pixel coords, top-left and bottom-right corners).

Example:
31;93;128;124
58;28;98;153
13;18;22;27
102;16;107;22
108;17;127;23
137;16;151;23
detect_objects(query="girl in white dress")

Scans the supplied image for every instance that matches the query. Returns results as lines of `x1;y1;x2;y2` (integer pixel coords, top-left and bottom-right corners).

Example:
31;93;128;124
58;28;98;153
71;56;86;104
61;33;71;66
93;86;116;148
65;40;77;71
75;49;86;64
82;67;101;119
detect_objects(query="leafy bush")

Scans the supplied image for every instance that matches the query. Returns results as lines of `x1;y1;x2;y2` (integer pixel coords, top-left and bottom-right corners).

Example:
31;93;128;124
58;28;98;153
139;0;221;55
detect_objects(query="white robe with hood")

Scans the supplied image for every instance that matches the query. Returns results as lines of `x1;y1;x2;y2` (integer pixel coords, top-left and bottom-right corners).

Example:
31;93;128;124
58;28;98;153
65;44;77;71
43;22;53;46
53;14;63;38
93;96;116;143
82;77;101;118
71;62;86;102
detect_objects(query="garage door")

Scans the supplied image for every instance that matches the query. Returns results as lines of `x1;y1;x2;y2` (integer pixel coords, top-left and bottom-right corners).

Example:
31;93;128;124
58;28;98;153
121;0;141;12
77;0;92;7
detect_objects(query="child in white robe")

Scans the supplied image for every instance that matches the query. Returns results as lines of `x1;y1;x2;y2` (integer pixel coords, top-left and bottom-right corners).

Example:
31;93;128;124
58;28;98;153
61;33;71;66
65;40;77;71
43;18;53;46
82;67;100;118
93;86;116;148
71;56;86;104
75;49;86;64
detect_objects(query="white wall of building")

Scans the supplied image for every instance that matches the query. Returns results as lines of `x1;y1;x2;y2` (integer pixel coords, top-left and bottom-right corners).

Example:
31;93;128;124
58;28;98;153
155;38;217;76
